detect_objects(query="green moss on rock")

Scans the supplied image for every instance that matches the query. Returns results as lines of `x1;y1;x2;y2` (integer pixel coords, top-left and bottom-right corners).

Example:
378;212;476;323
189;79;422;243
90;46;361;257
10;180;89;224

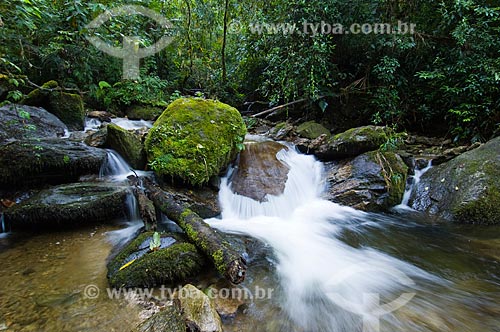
126;104;163;121
108;231;206;288
105;123;146;169
145;98;247;186
296;121;331;139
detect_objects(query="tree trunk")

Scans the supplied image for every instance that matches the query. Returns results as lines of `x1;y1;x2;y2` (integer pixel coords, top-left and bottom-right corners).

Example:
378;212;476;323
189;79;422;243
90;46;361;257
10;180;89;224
132;187;157;231
141;177;246;284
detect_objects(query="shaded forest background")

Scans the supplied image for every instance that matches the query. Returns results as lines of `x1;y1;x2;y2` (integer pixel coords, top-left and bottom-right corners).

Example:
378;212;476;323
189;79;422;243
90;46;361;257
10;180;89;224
1;0;499;141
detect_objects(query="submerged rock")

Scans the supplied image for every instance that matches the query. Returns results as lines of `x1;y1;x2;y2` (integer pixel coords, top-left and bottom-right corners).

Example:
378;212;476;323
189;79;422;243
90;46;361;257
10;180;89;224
315;126;389;160
230;141;290;202
0;104;68;143
3;183;128;230
324;151;408;211
108;232;205;288
131;306;186;332
176;284;223;332
105;123;146;170
409;137;500;224
0;138;106;187
145;98;247;186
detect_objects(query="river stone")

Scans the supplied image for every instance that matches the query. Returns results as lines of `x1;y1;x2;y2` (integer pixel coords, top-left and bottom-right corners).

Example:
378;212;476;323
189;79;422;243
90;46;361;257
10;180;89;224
126;105;163;121
145;98;246;186
408;137;500;224
0;138;106;187
3;183;128;230
176;284;223;332
0;104;68;143
296;121;331;139
105;123;146;170
315;126;389;160
108;232;205;288
23;80;85;131
131;306;186;332
230;141;290;202
324;151;408;212
160;183;220;218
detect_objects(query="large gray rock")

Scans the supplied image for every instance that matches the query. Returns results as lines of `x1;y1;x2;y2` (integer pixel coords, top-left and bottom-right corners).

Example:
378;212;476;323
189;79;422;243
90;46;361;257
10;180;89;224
296;121;331;139
324;151;408;212
230;141;289;202
0;104;68;143
0;138;106;187
3;183;128;230
176;284;223;332
315;126;389;160
409;137;500;224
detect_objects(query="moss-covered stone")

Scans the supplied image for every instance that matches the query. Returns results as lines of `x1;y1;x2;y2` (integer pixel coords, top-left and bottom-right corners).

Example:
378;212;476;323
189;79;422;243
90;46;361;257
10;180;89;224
316;125;389;160
145;98;246;186
131;306;186;332
107;231;206;288
296;121;331;139
4;183;128;230
126;104;163;121
23;80;85;131
0;138;106;187
176;284;223;332
105;123;146;169
409;137;500;224
324;150;408;211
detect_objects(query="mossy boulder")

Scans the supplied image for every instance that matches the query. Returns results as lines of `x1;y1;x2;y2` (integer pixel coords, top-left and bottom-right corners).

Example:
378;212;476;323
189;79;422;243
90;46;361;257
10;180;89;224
145;98;246;186
324;151;408;211
23;80;85;131
3;183;128;230
131;306;186;332
107;231;206;288
296;121;331;140
126;105;163;121
105;123;146;169
176;284;223;332
0;104;68;143
315;126;389;160
409;137;500;224
0;138;106;187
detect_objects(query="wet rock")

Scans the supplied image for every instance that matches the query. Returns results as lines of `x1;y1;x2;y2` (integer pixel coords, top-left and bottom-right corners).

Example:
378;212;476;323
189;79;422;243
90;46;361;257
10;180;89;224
105;123;146;170
87;110;113;122
126;105;163;121
131;305;186;332
145;98;246;186
84;127;108;147
230;141;289;202
296;121;330;139
23;80;85;131
3;183;128;230
160;183;221;218
176;284;223;332
0;104;68;143
207;281;245;318
268;122;294;140
315;126;389;160
409;137;500;224
324;151;408;212
108;232;205;288
0;138;106;187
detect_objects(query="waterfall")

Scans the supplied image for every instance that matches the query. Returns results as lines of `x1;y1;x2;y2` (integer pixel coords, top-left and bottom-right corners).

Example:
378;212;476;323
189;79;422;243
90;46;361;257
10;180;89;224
396;160;432;209
207;145;437;332
99;149;134;181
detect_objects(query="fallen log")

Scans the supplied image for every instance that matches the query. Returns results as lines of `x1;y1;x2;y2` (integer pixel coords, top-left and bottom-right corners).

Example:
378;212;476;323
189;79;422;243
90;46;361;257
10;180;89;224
133;187;157;231
141;177;246;284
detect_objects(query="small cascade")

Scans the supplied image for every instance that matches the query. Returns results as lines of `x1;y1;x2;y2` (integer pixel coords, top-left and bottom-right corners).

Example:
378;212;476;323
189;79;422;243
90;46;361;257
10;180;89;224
207;145;438;331
111;118;153;130
84;117;102;131
0;212;5;233
99;150;133;181
124;191;141;221
397;160;432;209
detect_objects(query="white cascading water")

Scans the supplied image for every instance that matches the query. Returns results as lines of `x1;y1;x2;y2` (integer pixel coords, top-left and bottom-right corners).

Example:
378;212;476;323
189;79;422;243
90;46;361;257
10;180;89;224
207;145;437;332
396;160;433;209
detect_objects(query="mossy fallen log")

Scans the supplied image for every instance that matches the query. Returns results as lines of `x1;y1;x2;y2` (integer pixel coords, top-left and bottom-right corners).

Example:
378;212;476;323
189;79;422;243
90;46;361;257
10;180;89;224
141;177;247;284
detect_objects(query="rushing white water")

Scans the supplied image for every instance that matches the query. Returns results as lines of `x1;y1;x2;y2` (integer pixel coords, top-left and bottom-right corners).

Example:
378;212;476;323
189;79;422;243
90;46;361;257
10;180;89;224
99;149;150;182
396;160;433;210
207;146;439;332
84;117;153;132
84;117;103;131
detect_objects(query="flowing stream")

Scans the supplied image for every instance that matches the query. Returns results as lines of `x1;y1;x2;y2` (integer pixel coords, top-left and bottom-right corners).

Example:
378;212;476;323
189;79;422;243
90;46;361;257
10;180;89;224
207;146;500;332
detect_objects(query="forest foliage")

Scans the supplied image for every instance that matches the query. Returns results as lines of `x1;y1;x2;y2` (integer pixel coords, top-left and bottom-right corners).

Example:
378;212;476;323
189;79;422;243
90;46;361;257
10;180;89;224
0;0;499;141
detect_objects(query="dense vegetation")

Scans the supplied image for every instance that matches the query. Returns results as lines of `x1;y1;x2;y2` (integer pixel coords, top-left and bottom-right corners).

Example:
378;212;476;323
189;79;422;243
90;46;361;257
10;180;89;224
1;0;499;141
